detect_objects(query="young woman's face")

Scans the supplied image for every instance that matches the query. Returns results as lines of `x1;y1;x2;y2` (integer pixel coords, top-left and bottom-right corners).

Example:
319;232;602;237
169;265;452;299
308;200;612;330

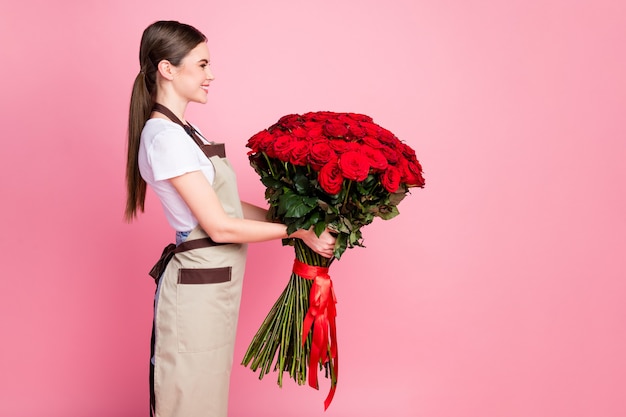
172;42;214;104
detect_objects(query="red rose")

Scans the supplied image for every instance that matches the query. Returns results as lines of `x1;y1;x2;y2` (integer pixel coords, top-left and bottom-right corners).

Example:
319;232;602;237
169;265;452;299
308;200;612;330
337;114;366;138
246;132;260;152
329;139;350;153
317;111;337;119
361;145;388;171
395;157;410;179
273;135;295;161
318;159;343;194
336;114;353;124
304;111;334;123
303;121;320;130
400;142;417;159
361;121;381;137
381;165;402;192
338;150;370;181
361;135;383;149
329;140;361;157
379;145;399;164
276;114;300;129
403;160;425;187
277;114;298;124
247;130;273;153
309;141;337;170
323;120;349;137
305;124;324;140
289;140;310;166
291;126;308;139
347;113;373;123
378;128;398;146
262;132;281;158
347;122;366;138
345;141;361;152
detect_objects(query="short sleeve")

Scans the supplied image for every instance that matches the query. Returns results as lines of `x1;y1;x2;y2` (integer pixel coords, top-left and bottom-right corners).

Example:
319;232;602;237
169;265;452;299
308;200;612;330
148;129;202;181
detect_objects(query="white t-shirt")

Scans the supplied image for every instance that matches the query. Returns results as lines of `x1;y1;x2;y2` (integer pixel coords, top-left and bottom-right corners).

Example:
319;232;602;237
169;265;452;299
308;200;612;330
138;118;216;231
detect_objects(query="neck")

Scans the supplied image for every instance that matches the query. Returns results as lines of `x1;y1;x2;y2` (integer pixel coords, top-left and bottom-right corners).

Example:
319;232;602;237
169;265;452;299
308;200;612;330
154;90;189;124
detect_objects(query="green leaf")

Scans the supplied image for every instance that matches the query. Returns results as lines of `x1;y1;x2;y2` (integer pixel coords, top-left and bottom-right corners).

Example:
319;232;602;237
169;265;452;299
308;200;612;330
356;174;378;194
265;205;277;221
349;229;364;247
287;216;308;232
293;173;313;194
314;220;326;237
389;189;408;205
284;197;317;218
320;199;339;215
286;222;299;235
261;176;284;189
277;191;298;216
342;216;354;231
333;220;350;234
377;205;400;220
297;210;323;234
334;233;348;259
281;237;295;247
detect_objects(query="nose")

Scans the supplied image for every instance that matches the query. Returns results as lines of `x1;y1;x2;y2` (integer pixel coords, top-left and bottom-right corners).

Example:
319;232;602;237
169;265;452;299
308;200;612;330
205;66;215;82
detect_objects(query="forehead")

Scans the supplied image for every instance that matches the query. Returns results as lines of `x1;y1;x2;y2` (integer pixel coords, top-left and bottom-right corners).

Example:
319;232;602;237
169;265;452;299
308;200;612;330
184;42;210;62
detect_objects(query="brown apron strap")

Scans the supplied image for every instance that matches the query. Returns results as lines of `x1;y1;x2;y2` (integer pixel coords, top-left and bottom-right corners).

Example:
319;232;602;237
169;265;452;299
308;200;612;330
147;103;232;282
200;143;226;158
177;236;225;252
152;103;226;158
148;237;227;281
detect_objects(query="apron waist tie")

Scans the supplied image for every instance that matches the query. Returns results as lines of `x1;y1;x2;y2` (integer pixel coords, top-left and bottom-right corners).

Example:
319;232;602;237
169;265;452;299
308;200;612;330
149;237;228;282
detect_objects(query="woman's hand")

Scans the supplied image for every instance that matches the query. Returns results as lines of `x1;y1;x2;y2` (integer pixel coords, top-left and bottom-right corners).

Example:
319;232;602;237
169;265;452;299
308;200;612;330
293;227;336;258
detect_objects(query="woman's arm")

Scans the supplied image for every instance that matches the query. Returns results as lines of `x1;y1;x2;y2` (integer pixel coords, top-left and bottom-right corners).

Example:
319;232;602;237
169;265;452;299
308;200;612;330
169;171;335;257
241;201;269;222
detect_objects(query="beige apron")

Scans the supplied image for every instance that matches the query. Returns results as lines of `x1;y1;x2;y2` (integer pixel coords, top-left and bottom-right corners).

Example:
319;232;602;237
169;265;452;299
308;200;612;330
152;152;248;417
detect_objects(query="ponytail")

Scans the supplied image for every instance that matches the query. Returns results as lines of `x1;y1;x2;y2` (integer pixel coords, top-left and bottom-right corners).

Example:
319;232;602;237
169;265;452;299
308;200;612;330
124;71;152;222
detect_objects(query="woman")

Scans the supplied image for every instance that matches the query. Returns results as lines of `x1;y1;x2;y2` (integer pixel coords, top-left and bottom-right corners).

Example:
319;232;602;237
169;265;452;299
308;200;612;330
125;21;335;417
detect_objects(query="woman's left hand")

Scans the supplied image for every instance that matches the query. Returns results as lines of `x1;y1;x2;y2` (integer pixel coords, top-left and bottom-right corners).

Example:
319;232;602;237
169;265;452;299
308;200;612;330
294;227;336;258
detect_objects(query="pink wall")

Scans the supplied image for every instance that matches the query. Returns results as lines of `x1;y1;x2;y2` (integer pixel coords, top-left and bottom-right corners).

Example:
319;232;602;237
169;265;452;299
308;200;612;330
1;1;625;416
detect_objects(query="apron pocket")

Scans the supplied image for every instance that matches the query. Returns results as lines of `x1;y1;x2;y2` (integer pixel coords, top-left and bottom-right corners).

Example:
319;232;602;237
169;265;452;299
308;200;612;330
176;267;233;352
178;267;231;284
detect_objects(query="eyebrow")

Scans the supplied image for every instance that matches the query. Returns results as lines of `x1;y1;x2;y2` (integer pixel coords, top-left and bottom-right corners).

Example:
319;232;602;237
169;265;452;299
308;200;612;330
198;59;209;64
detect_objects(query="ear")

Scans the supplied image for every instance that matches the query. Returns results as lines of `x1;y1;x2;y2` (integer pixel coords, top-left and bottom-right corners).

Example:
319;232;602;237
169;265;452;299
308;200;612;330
157;60;175;81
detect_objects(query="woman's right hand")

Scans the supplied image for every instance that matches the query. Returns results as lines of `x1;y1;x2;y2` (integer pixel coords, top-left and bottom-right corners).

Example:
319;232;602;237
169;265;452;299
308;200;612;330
293;227;336;258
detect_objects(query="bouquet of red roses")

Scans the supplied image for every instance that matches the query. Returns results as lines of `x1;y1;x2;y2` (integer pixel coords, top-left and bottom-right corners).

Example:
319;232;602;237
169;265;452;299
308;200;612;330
241;111;424;409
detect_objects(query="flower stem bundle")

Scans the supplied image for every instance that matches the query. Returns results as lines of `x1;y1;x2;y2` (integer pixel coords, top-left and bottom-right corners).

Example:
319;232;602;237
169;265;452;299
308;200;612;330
241;112;424;409
242;240;334;387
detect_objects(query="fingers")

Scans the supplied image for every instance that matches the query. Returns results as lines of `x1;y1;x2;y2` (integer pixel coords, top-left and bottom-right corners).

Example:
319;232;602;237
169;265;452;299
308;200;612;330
316;230;336;258
300;227;336;258
316;247;334;258
321;229;336;242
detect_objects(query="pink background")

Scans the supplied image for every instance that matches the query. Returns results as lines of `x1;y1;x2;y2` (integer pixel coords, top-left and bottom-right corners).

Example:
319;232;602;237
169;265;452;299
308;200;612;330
1;1;625;416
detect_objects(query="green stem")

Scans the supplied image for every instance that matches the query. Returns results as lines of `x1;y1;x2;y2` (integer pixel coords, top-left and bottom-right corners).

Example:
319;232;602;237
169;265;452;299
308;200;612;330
262;152;276;177
241;239;335;388
342;180;353;210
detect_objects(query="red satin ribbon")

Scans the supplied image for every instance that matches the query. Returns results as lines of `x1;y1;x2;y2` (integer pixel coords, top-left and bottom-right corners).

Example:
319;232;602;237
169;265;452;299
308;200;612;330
292;259;338;410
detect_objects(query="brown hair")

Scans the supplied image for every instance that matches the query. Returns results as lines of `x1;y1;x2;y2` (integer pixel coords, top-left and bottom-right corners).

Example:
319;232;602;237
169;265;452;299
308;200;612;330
124;20;207;221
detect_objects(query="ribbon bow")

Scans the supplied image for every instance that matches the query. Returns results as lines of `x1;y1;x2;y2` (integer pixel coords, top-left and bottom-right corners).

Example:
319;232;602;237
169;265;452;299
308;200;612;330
292;259;338;410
